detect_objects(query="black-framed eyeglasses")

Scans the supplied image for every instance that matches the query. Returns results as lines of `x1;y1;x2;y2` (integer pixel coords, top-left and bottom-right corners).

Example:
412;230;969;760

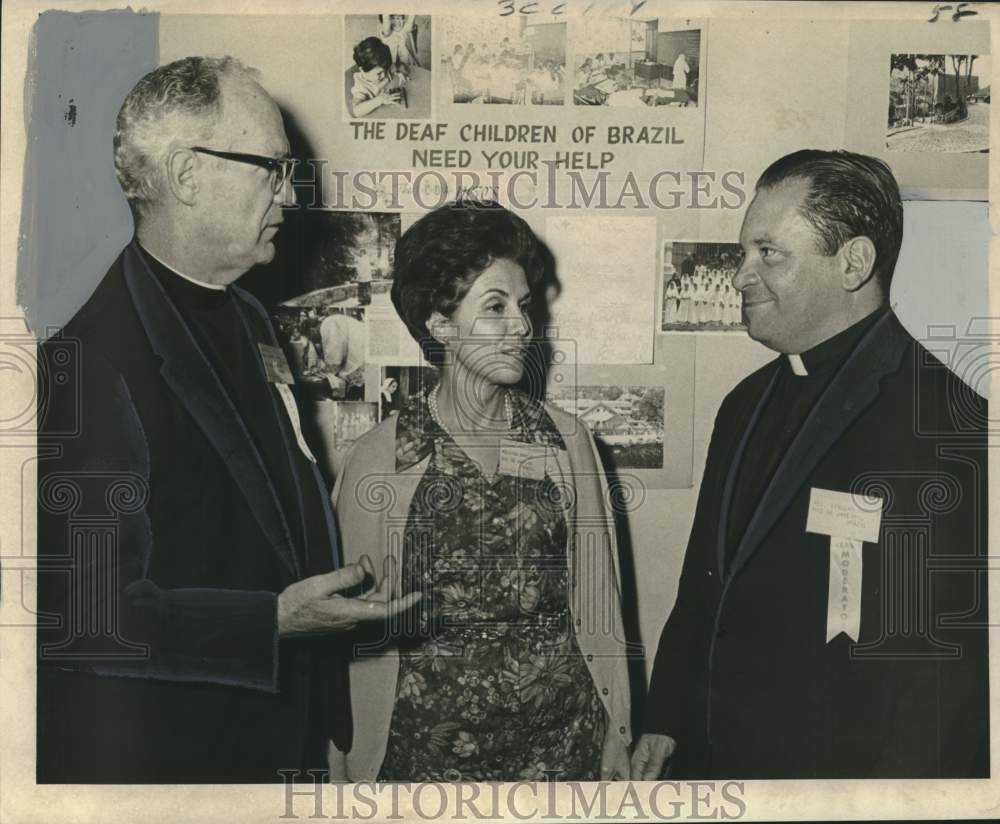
190;146;297;193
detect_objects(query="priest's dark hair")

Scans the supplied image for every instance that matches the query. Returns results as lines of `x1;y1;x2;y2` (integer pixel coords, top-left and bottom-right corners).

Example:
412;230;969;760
390;199;547;365
756;149;904;294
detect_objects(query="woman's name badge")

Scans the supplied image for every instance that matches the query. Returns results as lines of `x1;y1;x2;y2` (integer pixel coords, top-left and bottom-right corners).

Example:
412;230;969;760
806;488;883;643
498;439;557;481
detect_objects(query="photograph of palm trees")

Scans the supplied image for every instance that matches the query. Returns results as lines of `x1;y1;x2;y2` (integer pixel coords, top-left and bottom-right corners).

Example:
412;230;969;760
887;53;989;152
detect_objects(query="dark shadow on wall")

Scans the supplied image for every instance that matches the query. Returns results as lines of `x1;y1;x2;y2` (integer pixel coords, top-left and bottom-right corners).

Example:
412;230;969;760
238;104;326;308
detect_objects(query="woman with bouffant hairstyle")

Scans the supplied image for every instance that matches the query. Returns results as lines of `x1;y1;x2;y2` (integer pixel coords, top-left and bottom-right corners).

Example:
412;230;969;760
330;200;632;783
390;199;547;366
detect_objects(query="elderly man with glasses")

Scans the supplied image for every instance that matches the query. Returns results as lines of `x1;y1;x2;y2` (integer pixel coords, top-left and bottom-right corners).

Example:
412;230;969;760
36;56;419;783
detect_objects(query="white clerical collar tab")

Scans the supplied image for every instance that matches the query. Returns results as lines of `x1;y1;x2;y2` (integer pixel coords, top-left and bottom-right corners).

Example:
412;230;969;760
787;353;808;376
142;245;226;291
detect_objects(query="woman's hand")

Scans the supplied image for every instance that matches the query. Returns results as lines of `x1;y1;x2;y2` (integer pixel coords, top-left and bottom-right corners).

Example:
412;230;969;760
600;727;630;781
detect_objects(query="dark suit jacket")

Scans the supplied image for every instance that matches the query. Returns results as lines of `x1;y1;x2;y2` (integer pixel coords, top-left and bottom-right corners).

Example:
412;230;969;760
645;311;989;778
36;242;349;783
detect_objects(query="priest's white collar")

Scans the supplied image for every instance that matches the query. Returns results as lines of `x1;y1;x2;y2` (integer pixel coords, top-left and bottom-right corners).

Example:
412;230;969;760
141;244;226;291
787;353;809;376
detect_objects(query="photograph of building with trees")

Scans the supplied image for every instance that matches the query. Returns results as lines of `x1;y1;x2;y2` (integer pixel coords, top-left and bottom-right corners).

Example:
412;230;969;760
547;384;665;469
887;52;990;152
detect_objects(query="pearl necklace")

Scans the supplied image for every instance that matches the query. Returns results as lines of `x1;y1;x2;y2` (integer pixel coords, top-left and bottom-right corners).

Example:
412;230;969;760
427;382;513;436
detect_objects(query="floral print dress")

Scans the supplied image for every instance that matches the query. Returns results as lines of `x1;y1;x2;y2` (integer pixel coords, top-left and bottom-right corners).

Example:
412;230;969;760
379;390;606;782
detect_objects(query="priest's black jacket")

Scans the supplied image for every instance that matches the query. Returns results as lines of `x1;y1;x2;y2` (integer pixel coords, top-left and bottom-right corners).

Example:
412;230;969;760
35;242;351;783
644;310;989;778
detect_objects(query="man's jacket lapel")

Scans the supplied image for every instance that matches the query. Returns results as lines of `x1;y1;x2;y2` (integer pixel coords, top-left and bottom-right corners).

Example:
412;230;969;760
716;364;780;579
725;312;911;583
121;243;301;579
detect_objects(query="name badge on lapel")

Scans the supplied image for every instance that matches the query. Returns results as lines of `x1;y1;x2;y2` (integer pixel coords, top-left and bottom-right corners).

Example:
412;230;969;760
258;343;295;385
806;487;883;643
498;439;559;481
257;343;316;464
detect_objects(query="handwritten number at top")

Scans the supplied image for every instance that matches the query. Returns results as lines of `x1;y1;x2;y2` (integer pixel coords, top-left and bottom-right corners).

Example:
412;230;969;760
496;0;652;17
497;0;566;17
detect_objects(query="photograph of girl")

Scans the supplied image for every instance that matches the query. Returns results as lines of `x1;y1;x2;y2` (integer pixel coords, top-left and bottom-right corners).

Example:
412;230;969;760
345;13;433;118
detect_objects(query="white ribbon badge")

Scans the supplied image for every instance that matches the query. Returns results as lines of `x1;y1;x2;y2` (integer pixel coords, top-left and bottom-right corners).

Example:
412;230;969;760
806;488;883;643
276;383;317;464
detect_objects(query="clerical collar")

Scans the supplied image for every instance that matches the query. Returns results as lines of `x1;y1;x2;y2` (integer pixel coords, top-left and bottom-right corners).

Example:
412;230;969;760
138;244;226;291
785;308;888;378
787;354;808;376
138;242;231;312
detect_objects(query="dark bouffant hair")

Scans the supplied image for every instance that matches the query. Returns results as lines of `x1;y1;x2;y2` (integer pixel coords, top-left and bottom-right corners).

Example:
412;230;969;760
354;37;392;73
390;201;547;364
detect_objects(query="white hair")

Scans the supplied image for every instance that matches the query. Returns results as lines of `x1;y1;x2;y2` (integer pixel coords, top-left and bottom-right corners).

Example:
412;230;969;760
113;55;259;216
